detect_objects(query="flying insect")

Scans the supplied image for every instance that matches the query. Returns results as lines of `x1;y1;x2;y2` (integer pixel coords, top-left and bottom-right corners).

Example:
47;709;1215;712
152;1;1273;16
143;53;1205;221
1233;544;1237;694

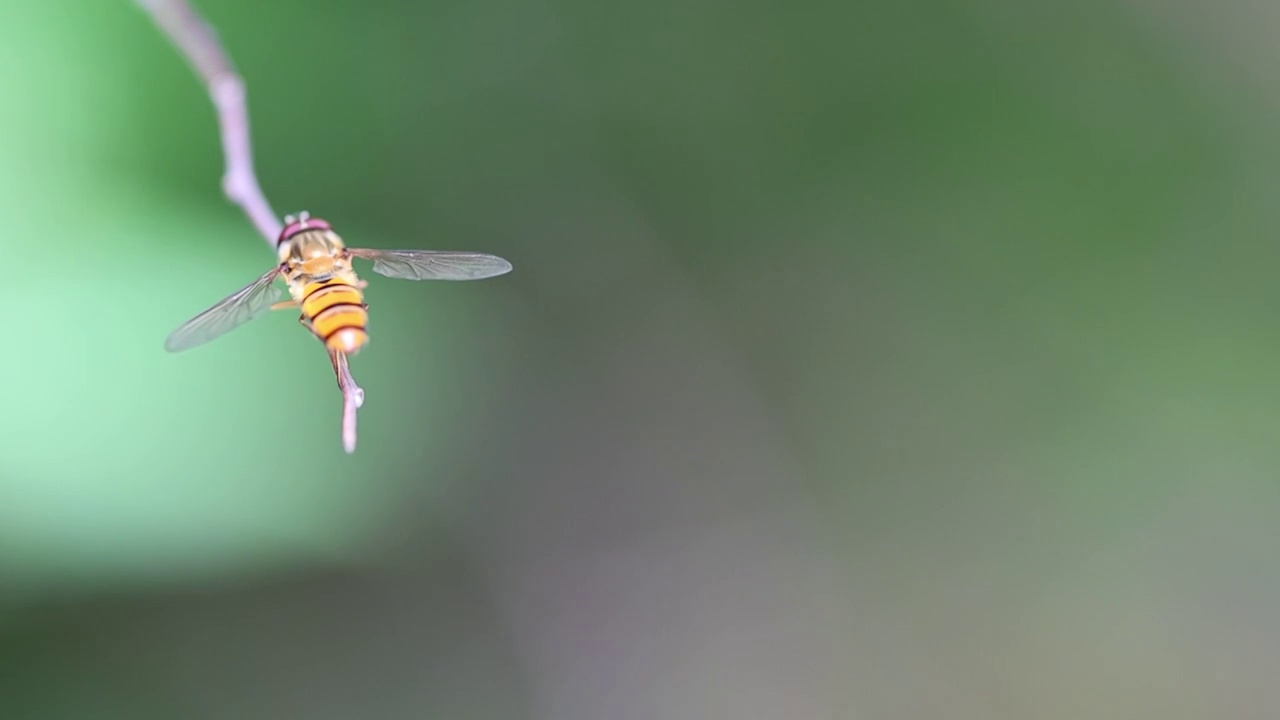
165;212;513;354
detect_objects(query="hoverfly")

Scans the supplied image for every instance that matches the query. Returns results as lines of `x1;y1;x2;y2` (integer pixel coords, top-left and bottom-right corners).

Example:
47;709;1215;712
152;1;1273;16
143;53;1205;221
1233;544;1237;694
165;212;511;452
165;212;513;355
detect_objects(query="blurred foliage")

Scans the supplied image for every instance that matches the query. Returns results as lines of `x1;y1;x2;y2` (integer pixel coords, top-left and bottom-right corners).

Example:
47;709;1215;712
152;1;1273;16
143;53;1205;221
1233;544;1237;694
2;0;1280;717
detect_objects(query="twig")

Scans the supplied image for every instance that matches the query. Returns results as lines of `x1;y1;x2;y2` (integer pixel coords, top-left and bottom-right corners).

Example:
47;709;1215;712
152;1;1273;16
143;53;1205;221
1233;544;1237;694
330;349;366;454
135;0;281;244
139;0;365;454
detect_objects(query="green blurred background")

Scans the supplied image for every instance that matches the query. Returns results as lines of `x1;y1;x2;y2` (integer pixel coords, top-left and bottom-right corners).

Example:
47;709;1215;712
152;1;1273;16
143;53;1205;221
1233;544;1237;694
2;0;1279;717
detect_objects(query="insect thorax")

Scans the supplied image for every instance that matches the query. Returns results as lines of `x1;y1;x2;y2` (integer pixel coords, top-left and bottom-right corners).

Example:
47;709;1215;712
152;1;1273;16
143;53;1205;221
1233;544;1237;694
281;228;344;261
281;229;359;298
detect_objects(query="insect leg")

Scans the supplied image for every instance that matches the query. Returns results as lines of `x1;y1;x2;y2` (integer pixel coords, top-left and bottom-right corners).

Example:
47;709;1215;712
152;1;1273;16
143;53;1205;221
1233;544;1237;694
298;314;330;344
271;300;300;311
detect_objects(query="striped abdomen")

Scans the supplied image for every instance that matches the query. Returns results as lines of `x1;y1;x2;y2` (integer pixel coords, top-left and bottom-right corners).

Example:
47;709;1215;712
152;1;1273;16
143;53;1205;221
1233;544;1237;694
301;280;369;354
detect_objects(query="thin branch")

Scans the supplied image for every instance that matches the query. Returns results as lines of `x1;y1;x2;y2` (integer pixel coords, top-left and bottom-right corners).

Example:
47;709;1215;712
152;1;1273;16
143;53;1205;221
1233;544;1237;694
330;349;366;454
140;0;366;454
136;0;282;244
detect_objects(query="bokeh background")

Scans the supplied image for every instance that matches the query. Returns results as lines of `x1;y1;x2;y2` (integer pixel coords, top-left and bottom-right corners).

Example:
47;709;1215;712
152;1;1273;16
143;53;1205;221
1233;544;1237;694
2;0;1279;717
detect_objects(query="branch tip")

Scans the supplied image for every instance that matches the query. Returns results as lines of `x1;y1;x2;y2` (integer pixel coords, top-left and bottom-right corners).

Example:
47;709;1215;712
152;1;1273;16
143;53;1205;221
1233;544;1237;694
144;0;368;454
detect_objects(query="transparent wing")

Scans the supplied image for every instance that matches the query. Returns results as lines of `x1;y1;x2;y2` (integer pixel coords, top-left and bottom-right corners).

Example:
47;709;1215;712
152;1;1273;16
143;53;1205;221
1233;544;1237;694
164;266;284;353
348;248;513;281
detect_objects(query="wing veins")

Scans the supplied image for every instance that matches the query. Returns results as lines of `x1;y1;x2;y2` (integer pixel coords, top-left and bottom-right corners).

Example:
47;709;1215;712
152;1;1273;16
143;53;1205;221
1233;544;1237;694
164;266;283;352
348;248;513;281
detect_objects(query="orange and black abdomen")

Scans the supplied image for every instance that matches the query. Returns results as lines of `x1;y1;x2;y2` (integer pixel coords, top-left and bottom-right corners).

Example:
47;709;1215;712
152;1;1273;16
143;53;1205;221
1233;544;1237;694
301;281;369;354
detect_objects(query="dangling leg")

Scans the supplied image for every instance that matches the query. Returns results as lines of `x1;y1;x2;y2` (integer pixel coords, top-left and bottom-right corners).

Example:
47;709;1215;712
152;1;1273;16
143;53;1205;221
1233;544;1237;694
297;314;322;342
272;299;300;311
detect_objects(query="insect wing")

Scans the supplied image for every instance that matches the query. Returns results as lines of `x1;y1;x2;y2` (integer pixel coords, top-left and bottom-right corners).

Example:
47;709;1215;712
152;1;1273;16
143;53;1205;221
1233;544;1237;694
348;248;513;281
165;266;284;352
